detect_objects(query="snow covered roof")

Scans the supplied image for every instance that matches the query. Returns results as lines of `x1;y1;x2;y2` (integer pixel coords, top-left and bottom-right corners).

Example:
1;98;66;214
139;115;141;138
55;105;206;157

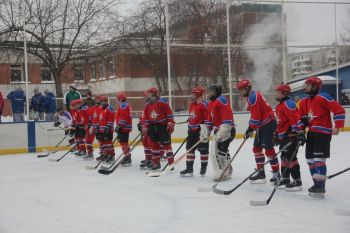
289;75;341;92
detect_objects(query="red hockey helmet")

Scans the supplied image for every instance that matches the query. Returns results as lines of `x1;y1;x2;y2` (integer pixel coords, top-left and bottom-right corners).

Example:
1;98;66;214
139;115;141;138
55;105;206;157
116;93;127;102
95;95;101;100
305;76;323;88
192;86;205;98
237;79;251;90
146;87;159;96
275;84;291;94
99;95;108;102
74;99;83;105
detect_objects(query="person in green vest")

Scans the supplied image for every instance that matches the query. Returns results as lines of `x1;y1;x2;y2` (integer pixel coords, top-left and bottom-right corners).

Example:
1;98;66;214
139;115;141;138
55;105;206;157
64;84;82;111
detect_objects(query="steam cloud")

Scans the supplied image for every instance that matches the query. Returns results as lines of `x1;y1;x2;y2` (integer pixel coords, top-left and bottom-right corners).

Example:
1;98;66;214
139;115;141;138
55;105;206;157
243;15;282;93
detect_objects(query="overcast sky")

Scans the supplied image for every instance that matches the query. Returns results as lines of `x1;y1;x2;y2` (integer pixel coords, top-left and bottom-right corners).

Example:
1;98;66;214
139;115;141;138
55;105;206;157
118;0;350;47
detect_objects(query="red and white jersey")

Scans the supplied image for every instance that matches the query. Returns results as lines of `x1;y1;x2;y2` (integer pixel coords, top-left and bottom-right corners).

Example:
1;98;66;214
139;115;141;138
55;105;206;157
71;108;88;126
91;105;102;129
275;98;299;140
188;100;208;131
297;93;345;135
205;95;234;130
247;90;275;129
143;98;175;127
116;102;132;132
98;105;115;133
80;104;92;125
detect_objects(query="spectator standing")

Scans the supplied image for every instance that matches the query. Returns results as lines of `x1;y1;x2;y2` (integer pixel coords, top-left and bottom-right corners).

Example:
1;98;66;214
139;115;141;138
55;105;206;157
64;84;81;111
30;88;46;121
341;93;350;106
44;90;57;121
7;88;26;122
84;91;96;107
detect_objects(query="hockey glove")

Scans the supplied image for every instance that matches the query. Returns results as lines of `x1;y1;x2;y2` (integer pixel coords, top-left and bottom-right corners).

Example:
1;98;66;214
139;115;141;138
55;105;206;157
199;124;210;143
137;122;142;132
115;126;121;133
53;121;61;127
301;115;309;127
298;133;306;146
244;127;254;139
215;124;231;142
167;122;175;134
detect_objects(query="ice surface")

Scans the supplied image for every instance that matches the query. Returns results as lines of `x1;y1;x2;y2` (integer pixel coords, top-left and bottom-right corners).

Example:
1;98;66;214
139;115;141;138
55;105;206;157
0;133;350;233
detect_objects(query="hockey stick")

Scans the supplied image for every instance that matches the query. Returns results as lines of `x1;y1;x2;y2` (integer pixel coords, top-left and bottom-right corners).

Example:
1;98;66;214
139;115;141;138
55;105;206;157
48;144;77;162
145;136;188;175
98;135;142;175
211;141;293;195
37;135;69;158
327;167;350;179
196;138;247;192
146;140;202;177
249;141;301;206
86;133;140;170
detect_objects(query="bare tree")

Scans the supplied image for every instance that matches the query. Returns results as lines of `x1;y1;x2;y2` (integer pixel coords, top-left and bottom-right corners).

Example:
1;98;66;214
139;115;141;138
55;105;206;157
0;0;119;100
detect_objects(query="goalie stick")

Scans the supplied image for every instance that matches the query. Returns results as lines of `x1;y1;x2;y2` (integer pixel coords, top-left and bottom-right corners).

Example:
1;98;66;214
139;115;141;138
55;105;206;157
249;141;301;206
145;136;188;175
211;141;293;195
146;140;202;177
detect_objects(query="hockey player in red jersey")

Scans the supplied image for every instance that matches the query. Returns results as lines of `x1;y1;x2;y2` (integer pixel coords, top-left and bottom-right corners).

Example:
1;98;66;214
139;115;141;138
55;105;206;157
96;96;115;163
142;87;175;171
200;84;236;181
180;86;209;177
71;99;89;157
237;79;281;184
274;84;303;191
298;76;345;197
115;93;133;166
78;100;95;160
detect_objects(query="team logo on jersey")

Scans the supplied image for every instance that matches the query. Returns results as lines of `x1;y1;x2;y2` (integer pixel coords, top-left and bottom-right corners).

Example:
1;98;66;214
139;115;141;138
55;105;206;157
189;111;196;120
308;110;316;120
210;111;214;119
99;113;104;121
93;111;98;119
150;110;158;120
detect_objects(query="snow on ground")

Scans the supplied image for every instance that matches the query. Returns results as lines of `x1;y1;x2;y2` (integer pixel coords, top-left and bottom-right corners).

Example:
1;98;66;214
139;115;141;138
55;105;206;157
0;133;350;233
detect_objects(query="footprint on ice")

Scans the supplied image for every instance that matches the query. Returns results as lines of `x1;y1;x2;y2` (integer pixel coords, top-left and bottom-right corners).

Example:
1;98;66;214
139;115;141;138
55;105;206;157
334;209;350;216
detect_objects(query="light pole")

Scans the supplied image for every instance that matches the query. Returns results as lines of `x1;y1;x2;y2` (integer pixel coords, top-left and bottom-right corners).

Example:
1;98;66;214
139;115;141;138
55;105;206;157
22;5;30;120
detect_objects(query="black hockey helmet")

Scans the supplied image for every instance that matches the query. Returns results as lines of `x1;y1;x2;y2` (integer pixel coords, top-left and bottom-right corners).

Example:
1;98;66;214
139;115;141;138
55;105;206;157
208;84;222;100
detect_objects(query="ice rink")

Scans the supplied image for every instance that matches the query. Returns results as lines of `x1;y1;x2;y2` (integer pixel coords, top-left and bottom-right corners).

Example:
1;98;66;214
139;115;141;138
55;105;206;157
0;133;350;233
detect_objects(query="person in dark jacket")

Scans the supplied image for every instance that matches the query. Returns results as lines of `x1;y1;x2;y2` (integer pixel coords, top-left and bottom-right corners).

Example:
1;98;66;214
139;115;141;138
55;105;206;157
7;88;26;122
30;88;46;121
0;91;4;123
84;91;96;107
43;90;57;121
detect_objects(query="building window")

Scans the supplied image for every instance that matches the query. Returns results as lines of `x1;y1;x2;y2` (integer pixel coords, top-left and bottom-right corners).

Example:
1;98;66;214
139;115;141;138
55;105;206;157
41;66;53;82
99;64;105;79
91;65;96;81
109;60;115;76
74;66;84;81
10;65;23;82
